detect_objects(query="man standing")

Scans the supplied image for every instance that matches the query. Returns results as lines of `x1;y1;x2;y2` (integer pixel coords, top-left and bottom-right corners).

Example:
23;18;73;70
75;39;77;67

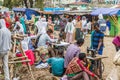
64;38;84;69
91;23;104;55
0;18;11;80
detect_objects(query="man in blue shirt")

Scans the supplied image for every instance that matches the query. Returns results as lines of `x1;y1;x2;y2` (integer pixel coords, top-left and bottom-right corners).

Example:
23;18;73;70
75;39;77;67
47;49;64;76
91;23;104;55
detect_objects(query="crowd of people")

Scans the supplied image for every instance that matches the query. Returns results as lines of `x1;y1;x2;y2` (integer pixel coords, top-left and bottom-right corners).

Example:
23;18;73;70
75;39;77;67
0;11;114;80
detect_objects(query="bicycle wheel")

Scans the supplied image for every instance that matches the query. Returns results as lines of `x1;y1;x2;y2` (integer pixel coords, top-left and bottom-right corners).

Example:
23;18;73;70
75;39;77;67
101;62;104;73
99;61;105;79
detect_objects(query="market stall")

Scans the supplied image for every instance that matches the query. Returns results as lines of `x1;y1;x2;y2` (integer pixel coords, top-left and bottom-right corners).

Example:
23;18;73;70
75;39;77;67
91;8;120;36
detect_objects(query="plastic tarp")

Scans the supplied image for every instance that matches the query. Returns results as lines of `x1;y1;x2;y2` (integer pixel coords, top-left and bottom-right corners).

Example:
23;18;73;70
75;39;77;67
12;8;26;12
44;8;64;12
25;9;40;20
53;11;64;14
91;8;120;16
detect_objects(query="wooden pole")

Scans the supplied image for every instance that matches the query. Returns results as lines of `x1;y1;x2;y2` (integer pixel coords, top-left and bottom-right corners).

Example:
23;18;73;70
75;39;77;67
9;59;31;64
19;42;35;80
10;56;28;61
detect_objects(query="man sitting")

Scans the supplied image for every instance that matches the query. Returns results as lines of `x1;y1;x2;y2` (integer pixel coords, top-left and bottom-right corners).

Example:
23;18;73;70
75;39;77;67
65;53;99;80
47;49;64;76
37;29;57;57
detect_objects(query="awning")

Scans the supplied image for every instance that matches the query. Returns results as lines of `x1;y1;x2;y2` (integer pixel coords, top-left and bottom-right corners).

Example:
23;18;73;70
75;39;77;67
91;8;120;16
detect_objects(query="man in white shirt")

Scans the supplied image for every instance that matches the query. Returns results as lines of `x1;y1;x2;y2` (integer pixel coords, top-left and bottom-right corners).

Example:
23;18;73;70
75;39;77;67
37;29;56;48
37;29;57;57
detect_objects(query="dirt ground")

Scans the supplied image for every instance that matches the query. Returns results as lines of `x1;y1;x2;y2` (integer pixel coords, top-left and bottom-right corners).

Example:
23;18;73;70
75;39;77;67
0;35;116;80
81;35;116;80
23;35;116;80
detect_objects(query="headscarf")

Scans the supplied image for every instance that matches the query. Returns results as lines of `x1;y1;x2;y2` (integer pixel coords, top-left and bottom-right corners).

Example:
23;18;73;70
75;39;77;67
82;16;87;28
98;14;103;19
14;21;24;34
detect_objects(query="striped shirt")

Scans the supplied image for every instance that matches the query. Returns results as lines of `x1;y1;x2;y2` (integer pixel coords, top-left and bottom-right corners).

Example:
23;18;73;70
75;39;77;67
92;30;104;50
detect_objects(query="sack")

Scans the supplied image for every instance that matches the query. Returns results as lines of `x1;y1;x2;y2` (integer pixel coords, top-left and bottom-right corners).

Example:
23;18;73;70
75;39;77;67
106;67;119;80
113;50;120;65
112;36;120;47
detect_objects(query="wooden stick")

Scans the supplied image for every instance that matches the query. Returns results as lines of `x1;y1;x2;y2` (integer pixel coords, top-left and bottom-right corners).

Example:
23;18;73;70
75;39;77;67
13;38;16;55
9;59;31;64
10;56;28;61
19;42;35;80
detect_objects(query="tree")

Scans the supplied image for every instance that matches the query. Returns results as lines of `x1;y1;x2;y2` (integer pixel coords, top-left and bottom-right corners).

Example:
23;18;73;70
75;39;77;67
3;0;12;8
29;0;33;8
35;0;44;10
23;0;28;8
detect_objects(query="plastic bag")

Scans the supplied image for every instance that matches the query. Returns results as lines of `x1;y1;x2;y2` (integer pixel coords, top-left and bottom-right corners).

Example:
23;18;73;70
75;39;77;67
113;50;120;65
106;67;119;80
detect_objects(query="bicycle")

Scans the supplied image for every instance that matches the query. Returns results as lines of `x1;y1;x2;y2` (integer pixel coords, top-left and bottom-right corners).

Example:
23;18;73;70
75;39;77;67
87;47;108;79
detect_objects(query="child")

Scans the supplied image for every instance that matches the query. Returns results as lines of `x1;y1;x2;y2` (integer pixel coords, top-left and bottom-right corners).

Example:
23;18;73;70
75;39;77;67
65;53;99;80
47;49;64;76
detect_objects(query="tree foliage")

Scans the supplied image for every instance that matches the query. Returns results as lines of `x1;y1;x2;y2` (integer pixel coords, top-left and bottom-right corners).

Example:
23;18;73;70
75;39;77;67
3;0;44;9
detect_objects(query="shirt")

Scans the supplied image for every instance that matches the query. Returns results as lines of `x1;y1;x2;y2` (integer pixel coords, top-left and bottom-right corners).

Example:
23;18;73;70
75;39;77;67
92;30;104;55
37;33;55;48
47;57;64;76
65;57;95;77
35;21;48;35
64;44;80;68
65;22;75;33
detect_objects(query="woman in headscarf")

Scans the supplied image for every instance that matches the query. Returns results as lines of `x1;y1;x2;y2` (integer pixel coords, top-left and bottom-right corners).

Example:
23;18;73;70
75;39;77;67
81;16;87;37
0;18;11;80
20;13;27;34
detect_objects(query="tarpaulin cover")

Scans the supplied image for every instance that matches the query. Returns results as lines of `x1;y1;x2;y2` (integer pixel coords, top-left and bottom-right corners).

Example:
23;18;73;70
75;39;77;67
25;9;40;20
91;8;120;16
12;8;26;12
53;11;64;14
44;8;64;12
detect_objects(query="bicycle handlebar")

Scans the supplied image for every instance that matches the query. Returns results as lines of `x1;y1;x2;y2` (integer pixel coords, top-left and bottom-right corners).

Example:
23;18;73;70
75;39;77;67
87;47;98;54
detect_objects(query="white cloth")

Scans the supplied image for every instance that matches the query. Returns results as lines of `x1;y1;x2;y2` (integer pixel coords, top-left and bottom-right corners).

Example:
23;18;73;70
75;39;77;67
87;22;91;30
14;21;24;34
65;22;75;33
72;19;76;26
35;20;43;35
82;20;87;29
21;37;30;51
35;20;48;35
37;33;56;48
54;20;60;25
35;63;48;69
0;19;11;53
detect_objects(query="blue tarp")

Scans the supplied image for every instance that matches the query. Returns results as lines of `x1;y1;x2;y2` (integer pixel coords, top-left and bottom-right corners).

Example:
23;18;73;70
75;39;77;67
91;8;120;16
44;8;64;12
25;9;40;20
12;8;40;20
53;11;64;14
12;8;26;12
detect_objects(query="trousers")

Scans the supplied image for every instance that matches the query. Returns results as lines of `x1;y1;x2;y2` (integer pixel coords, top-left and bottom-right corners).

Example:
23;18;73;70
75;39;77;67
0;52;10;80
66;32;73;43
